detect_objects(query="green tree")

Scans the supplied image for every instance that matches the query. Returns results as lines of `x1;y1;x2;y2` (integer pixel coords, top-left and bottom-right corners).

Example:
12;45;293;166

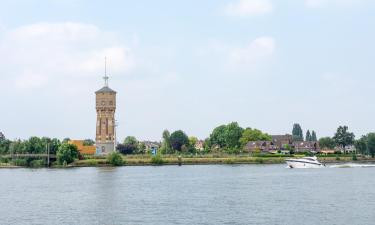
292;123;304;141
0;133;11;154
367;133;375;158
122;136;139;154
239;128;271;146
138;142;146;154
209;122;243;149
333;126;355;150
56;143;79;165
83;139;95;146
355;136;368;155
306;130;311;141
62;138;71;143
170;130;189;151
311;131;317;142
160;130;172;154
189;136;198;147
319;137;336;149
27;137;44;154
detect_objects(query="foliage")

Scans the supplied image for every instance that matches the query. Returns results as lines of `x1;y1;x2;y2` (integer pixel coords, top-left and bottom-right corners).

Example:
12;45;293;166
116;143;135;155
83;139;95;146
333;126;355;149
367;133;375;158
292;123;304;141
160;130;172;154
305;130;311;141
62;138;71;143
29;159;46;167
189;136;198;147
239;128;271;146
117;136;139;154
311;131;317;142
0;133;11;154
319;137;336;149
209;122;244;149
355;136;368;155
56;143;79;165
138;142;146;154
151;153;164;165
170;130;189;151
107;152;124;166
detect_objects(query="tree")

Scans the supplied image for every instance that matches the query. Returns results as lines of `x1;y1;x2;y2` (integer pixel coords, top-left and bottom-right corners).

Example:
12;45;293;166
26;137;44;154
117;144;134;155
333;126;355;150
355;136;368;155
56;143;79;165
305;130;311;141
62;138;71;143
138;142;146;154
319;137;336;149
83;139;95;146
160;130;172;154
239;128;271;146
311;131;317;142
122;136;139;154
0;132;5;142
170;130;189;151
189;136;198;147
209;122;243;149
292;124;304;141
367;133;375;158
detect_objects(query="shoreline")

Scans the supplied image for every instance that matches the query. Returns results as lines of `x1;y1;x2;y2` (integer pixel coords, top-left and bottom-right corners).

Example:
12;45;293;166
1;156;375;168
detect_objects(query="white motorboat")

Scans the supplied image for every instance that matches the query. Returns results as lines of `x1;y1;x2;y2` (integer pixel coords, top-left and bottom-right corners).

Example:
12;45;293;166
285;156;324;168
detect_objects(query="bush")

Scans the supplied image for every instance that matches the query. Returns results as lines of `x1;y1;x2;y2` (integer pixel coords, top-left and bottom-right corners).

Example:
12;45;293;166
12;158;28;166
29;159;45;167
86;159;98;166
352;154;357;161
255;158;264;164
151;154;164;165
107;152;124;166
336;157;341;161
57;143;79;165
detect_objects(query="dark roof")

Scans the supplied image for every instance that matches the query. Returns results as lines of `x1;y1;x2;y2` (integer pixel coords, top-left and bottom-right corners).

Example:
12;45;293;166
95;86;116;94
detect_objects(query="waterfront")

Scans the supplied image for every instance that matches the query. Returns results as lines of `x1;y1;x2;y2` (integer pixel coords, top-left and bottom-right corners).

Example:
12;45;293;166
1;165;375;225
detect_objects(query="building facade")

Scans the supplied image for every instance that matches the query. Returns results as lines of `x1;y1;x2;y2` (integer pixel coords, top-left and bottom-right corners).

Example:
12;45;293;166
95;75;116;154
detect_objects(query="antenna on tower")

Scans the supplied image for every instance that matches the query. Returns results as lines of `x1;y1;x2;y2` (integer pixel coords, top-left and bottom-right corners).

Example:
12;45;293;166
103;56;109;87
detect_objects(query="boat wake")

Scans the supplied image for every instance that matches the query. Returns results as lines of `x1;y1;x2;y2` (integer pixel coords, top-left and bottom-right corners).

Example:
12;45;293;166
329;163;375;168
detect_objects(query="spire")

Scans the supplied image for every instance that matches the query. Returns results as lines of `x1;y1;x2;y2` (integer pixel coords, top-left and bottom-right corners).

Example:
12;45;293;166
103;56;109;87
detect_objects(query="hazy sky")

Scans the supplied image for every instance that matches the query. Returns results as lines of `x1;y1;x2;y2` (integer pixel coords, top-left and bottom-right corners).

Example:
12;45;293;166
0;0;374;141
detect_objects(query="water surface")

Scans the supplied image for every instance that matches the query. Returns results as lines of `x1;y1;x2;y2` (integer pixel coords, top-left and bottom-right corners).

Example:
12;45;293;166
0;165;374;225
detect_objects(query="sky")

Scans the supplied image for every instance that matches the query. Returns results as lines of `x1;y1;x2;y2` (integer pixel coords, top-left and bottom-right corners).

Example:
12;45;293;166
0;0;374;141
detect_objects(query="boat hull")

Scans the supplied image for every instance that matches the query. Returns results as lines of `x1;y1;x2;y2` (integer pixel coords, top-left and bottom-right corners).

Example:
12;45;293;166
286;160;324;168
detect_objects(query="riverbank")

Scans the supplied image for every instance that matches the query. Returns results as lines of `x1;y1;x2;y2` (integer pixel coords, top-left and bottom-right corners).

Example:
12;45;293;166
2;154;375;168
72;155;375;167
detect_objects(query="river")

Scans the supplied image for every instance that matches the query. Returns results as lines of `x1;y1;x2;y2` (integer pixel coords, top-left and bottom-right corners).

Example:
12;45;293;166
0;164;374;225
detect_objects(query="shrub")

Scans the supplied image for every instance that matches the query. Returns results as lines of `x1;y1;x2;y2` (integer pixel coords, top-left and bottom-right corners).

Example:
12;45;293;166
255;158;264;164
352;154;357;161
12;158;28;166
107;152;124;166
57;143;79;165
86;159;98;166
29;159;45;167
151;154;164;165
336;156;341;161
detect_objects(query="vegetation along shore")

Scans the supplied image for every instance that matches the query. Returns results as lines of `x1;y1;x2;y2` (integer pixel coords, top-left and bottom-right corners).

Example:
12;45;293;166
1;122;375;168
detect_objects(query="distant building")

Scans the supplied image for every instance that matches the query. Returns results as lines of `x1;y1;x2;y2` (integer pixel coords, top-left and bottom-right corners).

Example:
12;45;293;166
194;140;205;151
142;141;161;153
244;134;320;153
292;141;320;153
70;140;96;155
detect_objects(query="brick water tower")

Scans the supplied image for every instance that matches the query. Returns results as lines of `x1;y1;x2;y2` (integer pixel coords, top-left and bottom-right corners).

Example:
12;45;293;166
95;60;117;154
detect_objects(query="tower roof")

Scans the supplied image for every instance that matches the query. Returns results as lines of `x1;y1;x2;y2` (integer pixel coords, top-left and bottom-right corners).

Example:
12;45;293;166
95;86;116;94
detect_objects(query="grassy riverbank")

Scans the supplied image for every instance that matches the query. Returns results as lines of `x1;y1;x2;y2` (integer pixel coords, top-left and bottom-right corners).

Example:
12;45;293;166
71;154;375;167
2;154;374;168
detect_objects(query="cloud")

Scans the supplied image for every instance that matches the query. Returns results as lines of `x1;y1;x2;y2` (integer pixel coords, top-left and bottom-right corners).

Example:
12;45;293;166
0;22;135;89
229;36;276;67
305;0;363;8
224;0;273;16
